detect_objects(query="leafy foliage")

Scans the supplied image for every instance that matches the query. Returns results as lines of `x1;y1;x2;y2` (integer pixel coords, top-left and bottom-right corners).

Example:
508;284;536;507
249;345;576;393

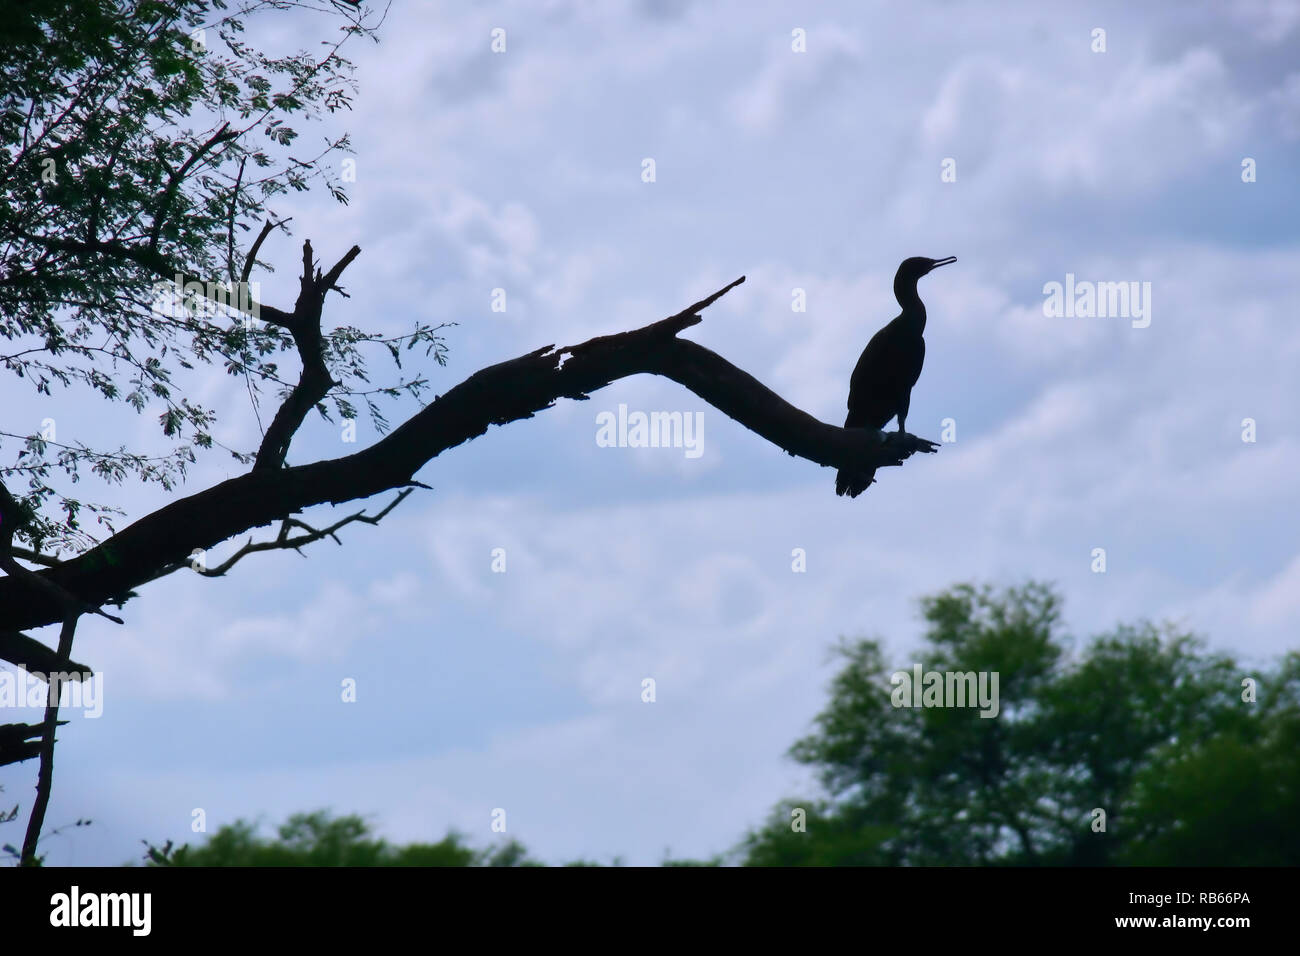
131;583;1299;868
739;582;1300;866
141;810;543;867
0;0;449;554
138;809;723;866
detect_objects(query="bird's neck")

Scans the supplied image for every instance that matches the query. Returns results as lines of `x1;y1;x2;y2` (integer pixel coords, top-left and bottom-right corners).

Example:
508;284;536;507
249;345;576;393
894;281;927;332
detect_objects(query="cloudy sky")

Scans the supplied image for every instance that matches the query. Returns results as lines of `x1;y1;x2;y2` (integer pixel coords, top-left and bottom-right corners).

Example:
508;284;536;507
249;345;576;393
4;0;1300;865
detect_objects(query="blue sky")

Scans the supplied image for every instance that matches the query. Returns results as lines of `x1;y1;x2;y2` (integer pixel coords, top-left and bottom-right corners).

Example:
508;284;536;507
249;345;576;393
3;0;1300;865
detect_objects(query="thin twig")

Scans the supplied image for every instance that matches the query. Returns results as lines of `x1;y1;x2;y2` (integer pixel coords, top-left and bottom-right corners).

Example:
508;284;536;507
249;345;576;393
143;487;415;584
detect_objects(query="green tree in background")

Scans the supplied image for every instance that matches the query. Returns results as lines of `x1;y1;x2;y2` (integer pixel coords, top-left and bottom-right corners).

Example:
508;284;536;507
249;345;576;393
143;811;540;867
739;582;1300;866
140;809;723;866
132;582;1299;867
1119;654;1300;865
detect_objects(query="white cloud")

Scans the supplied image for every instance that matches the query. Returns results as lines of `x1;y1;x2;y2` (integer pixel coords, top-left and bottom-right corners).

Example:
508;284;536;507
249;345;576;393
731;23;864;133
8;0;1300;868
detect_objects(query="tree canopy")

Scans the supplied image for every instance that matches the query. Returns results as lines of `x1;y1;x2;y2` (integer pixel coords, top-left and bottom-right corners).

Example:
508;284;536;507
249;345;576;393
738;582;1300;866
0;0;447;555
117;582;1300;867
142;811;533;867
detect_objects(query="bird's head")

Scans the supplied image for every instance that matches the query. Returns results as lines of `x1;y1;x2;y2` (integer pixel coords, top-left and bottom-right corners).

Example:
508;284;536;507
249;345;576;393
896;256;957;283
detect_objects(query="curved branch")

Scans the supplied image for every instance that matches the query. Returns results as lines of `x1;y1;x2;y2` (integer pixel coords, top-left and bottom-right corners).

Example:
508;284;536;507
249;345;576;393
0;275;937;642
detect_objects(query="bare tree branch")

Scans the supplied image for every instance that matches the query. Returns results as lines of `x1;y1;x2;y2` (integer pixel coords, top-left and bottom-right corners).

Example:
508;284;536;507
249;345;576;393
0;720;65;768
0;491;408;769
7;547;61;569
252;240;361;471
241;217;291;286
0;551;124;627
0;273;938;646
0;630;89;679
225;155;247;283
147;487;414;583
318;244;362;298
18;611;80;866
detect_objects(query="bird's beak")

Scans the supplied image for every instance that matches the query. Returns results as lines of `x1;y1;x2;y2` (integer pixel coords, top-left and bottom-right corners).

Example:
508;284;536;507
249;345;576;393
930;256;957;270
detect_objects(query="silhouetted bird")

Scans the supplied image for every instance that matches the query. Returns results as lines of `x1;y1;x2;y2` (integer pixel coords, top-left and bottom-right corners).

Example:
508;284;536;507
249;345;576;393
835;255;956;497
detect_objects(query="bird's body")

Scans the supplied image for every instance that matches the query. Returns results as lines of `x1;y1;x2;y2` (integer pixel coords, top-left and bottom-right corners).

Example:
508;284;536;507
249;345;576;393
836;256;955;497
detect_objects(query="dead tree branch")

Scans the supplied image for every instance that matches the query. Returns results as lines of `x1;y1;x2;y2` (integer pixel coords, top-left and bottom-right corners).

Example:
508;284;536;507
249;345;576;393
0;720;65;768
0;274;938;649
251;240;361;472
18;611;80;866
144;487;414;583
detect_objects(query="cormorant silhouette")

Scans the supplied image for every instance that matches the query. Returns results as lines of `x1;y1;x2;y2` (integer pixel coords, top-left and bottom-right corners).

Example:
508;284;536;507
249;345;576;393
835;255;956;497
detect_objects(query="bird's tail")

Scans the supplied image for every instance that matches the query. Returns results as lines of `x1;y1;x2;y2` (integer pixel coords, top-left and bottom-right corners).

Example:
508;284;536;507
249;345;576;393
835;467;876;497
